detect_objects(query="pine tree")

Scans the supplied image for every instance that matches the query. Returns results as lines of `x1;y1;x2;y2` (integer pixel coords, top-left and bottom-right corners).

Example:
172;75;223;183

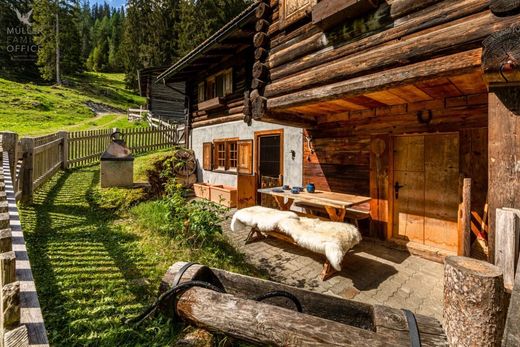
33;0;82;81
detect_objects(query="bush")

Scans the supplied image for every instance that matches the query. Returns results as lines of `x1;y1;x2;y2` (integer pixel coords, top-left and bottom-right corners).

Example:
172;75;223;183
163;182;228;247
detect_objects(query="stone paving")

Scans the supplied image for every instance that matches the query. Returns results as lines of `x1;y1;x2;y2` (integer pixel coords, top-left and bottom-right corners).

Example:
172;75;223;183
224;220;445;321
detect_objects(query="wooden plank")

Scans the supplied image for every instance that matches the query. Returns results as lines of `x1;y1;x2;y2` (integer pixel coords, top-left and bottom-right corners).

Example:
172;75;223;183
495;208;520;292
488;88;520;263
312;0;379;31
267;50;483;111
392;135;425;243
257;188;371;210
503;252;520;346
457;178;472;256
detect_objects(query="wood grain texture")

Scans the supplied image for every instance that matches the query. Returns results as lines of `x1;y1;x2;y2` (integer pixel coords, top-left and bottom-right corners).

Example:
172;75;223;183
444;256;506;346
488;88;520;263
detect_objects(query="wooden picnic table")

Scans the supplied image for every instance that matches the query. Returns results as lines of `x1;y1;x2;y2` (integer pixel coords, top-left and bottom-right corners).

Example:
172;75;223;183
257;187;371;222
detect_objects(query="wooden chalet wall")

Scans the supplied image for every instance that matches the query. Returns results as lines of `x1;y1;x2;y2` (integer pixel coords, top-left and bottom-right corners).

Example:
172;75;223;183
253;0;516;241
139;69;186;122
148;81;186;122
189;47;254;129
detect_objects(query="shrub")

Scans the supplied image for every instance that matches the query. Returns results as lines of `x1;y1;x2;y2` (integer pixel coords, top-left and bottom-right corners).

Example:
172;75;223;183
161;181;228;247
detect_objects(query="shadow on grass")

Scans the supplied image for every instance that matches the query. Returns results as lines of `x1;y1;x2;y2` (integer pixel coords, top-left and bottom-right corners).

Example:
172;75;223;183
20;167;177;346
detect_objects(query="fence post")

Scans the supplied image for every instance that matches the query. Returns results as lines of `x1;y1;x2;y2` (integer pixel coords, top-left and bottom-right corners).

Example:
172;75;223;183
0;132;18;180
20;138;35;203
58;131;69;170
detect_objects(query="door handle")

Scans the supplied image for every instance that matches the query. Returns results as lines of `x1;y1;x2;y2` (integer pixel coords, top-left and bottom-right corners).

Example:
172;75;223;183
394;182;405;200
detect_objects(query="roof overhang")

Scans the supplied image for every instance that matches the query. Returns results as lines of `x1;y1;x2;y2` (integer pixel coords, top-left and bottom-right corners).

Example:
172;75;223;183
156;2;258;83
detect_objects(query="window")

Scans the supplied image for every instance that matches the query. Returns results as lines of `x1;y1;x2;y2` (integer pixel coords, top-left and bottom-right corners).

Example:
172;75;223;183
203;138;245;173
198;68;233;102
227;141;238;171
198;82;205;103
215;141;226;170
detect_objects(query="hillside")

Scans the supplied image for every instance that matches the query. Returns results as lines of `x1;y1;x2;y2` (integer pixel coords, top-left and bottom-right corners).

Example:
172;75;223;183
0;72;146;136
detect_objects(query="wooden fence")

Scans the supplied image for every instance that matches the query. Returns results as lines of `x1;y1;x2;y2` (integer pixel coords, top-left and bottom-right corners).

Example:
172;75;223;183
0;150;49;347
1;124;186;202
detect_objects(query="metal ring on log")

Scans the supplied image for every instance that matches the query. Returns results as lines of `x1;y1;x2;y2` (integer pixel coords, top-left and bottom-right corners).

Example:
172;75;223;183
402;309;422;347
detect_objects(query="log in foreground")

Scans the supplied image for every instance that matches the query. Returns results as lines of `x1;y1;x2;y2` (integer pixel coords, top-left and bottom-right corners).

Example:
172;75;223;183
160;262;448;346
444;256;506;347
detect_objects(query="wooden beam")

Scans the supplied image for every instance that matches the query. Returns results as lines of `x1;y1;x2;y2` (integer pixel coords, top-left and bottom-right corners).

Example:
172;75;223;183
270;0;488;81
488;87;520;263
458;178;472;256
267;50;482;111
312;0;380;31
495;208;520;291
259;112;317;129
266;11;517;98
482;26;520;86
503;253;520;346
389;0;442;19
490;0;520;16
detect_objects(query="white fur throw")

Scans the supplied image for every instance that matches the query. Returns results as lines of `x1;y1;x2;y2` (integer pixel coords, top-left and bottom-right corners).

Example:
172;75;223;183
231;206;362;271
231;206;299;233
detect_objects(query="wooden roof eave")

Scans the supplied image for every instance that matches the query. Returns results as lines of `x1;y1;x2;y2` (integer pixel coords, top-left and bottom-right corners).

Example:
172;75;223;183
156;2;258;83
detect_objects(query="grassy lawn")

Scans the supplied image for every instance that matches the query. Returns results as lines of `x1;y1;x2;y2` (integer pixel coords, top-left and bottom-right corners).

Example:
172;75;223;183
19;152;256;346
0;72;146;136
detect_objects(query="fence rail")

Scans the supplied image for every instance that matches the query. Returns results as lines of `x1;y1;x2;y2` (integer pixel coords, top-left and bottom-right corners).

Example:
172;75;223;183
0;150;49;346
1;124;186;202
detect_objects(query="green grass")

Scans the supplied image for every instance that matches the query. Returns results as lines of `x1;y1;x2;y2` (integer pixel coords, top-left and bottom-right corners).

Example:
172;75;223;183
19;152;258;346
0;72;146;136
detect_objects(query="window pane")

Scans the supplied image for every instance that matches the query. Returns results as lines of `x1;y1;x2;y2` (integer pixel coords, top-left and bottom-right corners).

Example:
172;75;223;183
216;75;224;97
228;141;238;169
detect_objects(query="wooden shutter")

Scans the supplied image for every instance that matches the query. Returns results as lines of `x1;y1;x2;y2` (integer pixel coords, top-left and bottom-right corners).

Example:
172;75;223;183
237;140;253;175
202;142;213;171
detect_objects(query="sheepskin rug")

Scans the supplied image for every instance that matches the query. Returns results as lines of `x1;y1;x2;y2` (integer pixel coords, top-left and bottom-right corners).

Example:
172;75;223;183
231;206;362;271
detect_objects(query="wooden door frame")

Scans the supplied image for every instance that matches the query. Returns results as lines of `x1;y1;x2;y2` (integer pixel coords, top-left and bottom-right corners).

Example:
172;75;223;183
387;132;460;243
254;129;284;202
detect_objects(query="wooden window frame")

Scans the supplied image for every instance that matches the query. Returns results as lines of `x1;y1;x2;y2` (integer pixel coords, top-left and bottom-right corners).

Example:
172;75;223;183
198;68;233;103
254;129;284;180
211;137;239;174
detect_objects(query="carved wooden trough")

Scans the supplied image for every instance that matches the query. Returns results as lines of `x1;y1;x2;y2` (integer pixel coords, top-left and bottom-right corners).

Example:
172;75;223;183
159;262;448;346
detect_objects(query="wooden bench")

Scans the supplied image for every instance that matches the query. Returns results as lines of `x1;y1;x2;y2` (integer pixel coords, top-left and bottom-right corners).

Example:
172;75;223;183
246;226;338;280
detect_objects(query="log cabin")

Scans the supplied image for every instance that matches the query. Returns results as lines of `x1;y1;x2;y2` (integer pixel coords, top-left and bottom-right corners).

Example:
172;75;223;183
156;2;304;210
156;0;520;262
139;66;186;122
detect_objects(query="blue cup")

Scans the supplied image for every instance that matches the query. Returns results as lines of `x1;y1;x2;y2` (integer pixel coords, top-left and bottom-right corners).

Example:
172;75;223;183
291;187;300;194
306;183;316;193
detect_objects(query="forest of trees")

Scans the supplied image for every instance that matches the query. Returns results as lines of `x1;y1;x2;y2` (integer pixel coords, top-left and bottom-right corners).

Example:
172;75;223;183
0;0;251;88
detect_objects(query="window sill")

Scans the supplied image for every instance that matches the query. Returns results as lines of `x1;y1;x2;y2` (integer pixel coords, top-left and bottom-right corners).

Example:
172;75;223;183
198;97;226;111
211;169;238;175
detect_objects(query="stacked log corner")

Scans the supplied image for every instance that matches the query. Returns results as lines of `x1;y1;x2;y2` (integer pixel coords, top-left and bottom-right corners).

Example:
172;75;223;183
249;0;271;122
0;157;26;347
444;256;506;347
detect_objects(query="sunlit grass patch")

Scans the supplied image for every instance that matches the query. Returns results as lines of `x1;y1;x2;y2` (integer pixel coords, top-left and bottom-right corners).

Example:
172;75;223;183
18;161;259;346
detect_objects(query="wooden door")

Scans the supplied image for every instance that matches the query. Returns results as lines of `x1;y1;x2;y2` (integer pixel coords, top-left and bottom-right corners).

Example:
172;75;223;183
392;134;459;252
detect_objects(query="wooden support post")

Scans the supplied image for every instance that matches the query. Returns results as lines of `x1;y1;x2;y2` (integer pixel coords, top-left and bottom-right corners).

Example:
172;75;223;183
495;208;520;291
0;252;15;286
503;254;520;346
487;88;520;263
19;138;35;203
2;281;20;329
444;256;506;346
0;230;12;253
0;133;18;180
58;131;69;170
458;178;471;256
